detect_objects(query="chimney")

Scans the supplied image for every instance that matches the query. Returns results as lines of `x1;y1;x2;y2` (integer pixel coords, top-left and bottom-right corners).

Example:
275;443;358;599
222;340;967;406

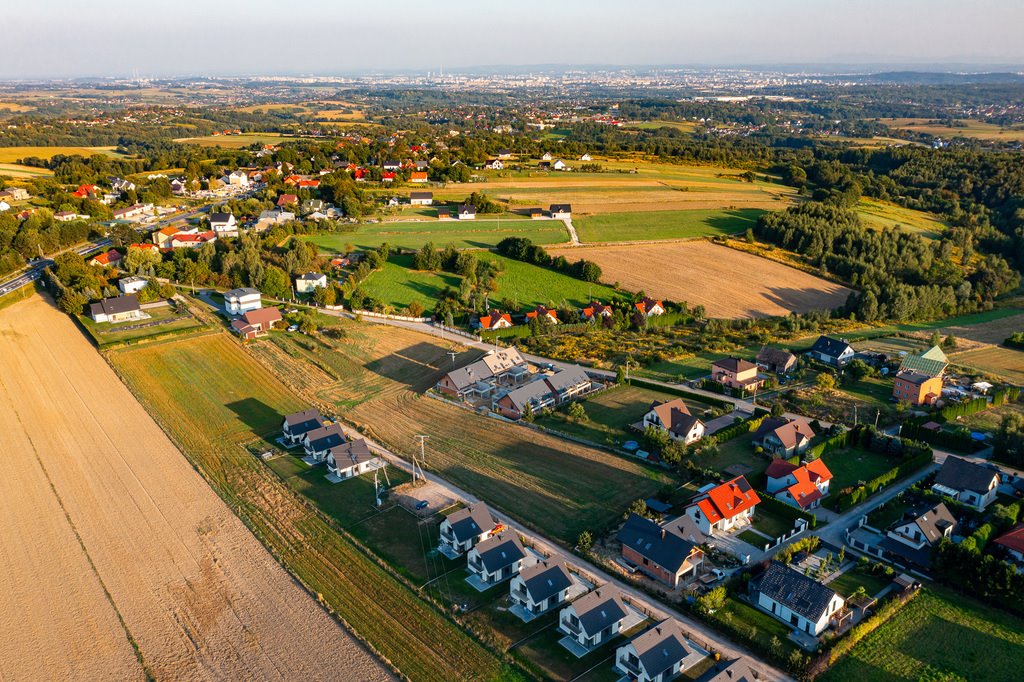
660;528;666;540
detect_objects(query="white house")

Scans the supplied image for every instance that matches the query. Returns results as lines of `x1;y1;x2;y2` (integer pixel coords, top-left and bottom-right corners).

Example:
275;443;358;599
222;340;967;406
325;439;380;479
282;409;324;445
753;561;846;637
549;203;572;219
615;619;699;682
117;276;148;295
932;456;1000;510
438;502;497;558
226;170;249;187
685;477;760;535
209;212;238;237
296;272;328;294
885;503;957;551
466;532;526;587
0;201;9;212
642;399;705;445
765;458;833;510
552;159;568;170
509;559;574;620
88;295;144;323
225;287;262;315
485;159;504;170
302;423;346;462
579;153;592;161
995;525;1024;565
170;178;187;195
808;336;855;367
541;152;553;161
410;191;433;206
457;204;476;220
558;587;628;652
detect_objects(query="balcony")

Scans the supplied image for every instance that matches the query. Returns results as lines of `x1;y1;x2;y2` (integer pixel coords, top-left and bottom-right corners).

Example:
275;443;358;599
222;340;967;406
617;656;642;676
560;617;581;635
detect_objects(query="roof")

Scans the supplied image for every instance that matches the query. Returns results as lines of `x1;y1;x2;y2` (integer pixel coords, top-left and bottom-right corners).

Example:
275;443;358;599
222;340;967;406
757;347;797;367
544;366;590;394
305;423;346;451
648;399;703;438
549;203;571;213
458;204;476;214
628;619;693;678
89;294;140;317
896;369;935;386
934;456;999;495
755;561;840;622
526;305;557;321
701;658;757;682
473;531;525;573
241;307;281;328
209;212;233;223
479;310;512;329
995;524;1024;555
297;272;326;281
617;514;702;574
712;357;758;374
284;409;323;434
445;348;526;390
755;416;815;450
635;297;663;314
444;502;496;544
781;459;833;508
899;345;948;377
569;587;629;636
582;301;612;318
501;380;554;412
903;503;957;545
693;476;761;524
226;287;261;299
518;559;573;603
410;191;433;200
327;438;375;468
810;335;853;359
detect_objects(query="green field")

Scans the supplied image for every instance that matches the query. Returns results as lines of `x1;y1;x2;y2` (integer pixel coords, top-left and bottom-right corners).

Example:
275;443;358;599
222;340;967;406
827;568;893;599
823;586;1024;682
360;255;461;311
173;132;317;148
836;376;894;410
307;217;569;252
573;208;764;243
856;199;948;239
109;333;508;681
624;120;699;133
482;253;621;309
0;145;126;162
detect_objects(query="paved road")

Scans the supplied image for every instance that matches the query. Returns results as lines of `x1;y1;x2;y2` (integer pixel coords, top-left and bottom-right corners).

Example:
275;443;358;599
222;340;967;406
0;239;111;296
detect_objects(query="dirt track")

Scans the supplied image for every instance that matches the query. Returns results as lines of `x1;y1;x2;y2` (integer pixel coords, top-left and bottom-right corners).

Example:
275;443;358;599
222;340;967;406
0;296;391;681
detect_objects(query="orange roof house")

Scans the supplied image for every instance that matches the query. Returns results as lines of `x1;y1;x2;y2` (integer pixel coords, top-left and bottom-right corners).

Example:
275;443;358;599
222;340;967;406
635;297;664;317
582;301;613;320
410;171;428;183
89;249;122;268
72;184;99;198
277;193;298;207
994;524;1024;564
766;459;833;509
525;305;558;324
297;179;320;189
685;476;760;535
478;310;513;330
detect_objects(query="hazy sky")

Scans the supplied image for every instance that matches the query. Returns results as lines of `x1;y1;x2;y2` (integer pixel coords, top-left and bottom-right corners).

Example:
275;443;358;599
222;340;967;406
4;0;1023;79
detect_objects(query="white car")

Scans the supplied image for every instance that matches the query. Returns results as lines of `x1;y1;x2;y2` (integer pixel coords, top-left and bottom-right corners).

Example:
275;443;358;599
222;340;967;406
287;325;299;332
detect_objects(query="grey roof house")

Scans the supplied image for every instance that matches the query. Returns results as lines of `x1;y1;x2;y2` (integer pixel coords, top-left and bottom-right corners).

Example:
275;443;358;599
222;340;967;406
438;502;496;558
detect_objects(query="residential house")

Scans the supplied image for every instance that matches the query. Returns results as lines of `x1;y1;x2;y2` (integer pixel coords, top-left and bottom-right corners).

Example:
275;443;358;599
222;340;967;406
808;336;855;367
230;306;281;340
701;658;758;682
756;347;798;374
436;347;529;399
170;178;187;195
994;524;1024;565
282;409;324;446
635;297;664;317
753;417;815;458
752;561;846;636
494;380;557;420
765;458;832;510
558;587;628;651
277;193;298;208
437;207;452;220
117;276;148;295
484;159;504;170
883;503;957;560
72;184;100;199
302;423;346;462
225;287;262;315
615;619;699;682
497;149;513;159
0;187;30;201
226;170;249;187
415;159;429;171
617;513;704;588
543;366;592;404
685;477;760;535
549;204;572;219
410;191;433;205
711;357;763;392
89;249;122;268
382;160;401;171
525;305;558;324
438;502;497;558
381;172;396;183
112;203;151;221
256;209;296;228
538;161;552;171
457;204;476;220
932;456;1000;510
466;531;526;587
581;301;613;321
527;207;545;219
579;153;593;161
641;399;705;445
552;159;567;170
297;179;319;190
169;230;216;249
477;310;513;330
301;199;325;215
53;211;80;222
541;152;554;161
209;212;238;237
893;346;948;405
410;171;428;183
109;177;136;193
509;559;575;619
295;272;328;294
89;295;143;323
325;439;380;480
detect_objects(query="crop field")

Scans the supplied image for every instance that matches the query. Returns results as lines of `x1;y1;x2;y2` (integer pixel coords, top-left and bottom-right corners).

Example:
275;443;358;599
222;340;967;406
951;345;1024;384
306;217;570;252
173;132;317;148
0;297;390;681
111;332;505;682
0;101;34;112
78;303;205;346
247;316;675;543
0;162;53;178
881;117;1024;142
549;240;852;318
855;198;948;239
823;586;1024;682
573;207;764;243
0;145;123;162
624;120;699;133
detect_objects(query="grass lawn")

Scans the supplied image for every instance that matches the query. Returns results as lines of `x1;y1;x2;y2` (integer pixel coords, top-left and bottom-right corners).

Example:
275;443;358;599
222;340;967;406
0;145;125;162
109;333;508;681
822;585;1024;682
827;568;893;599
514;619;649;681
633;351;727;382
698;433;766;482
715;598;798;657
482;253;621;309
534;384;715;448
960;400;1024;433
855;198;948;240
836;376;893;411
574;208;764;243
866;497;913;530
360;254;462;311
821;447;899;494
750;506;796;539
78;303;204;346
738;530;770;549
952;346;1024;385
306;217;570;252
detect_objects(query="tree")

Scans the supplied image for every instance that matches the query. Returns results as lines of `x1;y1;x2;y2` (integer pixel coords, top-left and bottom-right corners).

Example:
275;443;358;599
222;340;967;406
521;402;535;424
816;372;836;391
845;358;874;382
642;425;671;453
122;245;162;274
312;284;336;307
943;334;958;350
623;498;648;520
770;402;786;417
298;311;317;334
567;401;587;422
616;365;627;384
260;266;290;300
576;530;593;553
407;300;425;317
929;330;942;347
696;586;726;614
57;289;87;314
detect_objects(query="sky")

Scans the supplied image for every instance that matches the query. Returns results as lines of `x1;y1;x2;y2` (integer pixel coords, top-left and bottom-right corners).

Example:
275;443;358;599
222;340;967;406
3;0;1023;79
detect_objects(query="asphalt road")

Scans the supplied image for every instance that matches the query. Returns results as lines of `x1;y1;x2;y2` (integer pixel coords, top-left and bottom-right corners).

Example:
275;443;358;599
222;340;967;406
0;239;110;296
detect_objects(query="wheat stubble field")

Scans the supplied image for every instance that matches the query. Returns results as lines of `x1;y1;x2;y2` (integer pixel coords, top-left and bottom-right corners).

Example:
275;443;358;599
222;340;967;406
0;296;390;681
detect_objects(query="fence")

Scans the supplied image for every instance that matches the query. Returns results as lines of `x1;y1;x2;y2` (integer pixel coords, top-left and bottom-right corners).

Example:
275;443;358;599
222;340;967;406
353;309;432;323
432;322;482;342
627;378;733;409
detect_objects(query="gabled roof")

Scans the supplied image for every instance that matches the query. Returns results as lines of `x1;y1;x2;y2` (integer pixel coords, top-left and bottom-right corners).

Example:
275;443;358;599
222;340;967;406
327;438;374;469
569;587;628;637
757;347;797;367
703;658;757;682
284;409;322;434
297;272;326;282
635;297;663;314
473;531;525;573
549;203;571;213
755;417;815;450
809;335;853;359
518;559;573;603
582;301;612;318
226;287;261;299
526;305;557;321
713;357;758;374
410;191;433;200
628;619;693;679
544;366;590;394
935;456;999;495
648;399;703;438
501;380;554;412
694;476;760;524
241;306;281;328
209;212;233;223
457;203;476;214
995;524;1024;555
479;310;512;329
782;460;833;508
305;423;346;451
89;294;140;317
617;514;702;574
899;345;948;377
444;502;496;544
903;503;957;545
756;561;840;622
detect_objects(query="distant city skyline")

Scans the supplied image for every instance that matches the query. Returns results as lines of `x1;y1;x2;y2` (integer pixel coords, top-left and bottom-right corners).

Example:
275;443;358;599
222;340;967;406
4;0;1023;79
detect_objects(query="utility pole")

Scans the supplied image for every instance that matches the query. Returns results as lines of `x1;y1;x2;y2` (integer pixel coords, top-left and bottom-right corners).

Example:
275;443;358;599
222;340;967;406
448;351;457;365
413;434;429;484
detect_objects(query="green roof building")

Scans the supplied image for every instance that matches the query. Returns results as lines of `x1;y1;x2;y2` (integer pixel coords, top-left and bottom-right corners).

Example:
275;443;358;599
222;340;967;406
899;345;948;377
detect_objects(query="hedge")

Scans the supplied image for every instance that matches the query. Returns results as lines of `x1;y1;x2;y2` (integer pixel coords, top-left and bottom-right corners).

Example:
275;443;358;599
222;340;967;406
901;420;986;453
805;428;852;460
757;493;818;530
833;450;934;511
712;413;767;444
627;378;733;409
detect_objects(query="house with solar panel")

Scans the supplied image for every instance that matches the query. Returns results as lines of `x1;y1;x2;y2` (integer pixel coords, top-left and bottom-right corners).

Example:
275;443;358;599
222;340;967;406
751;561;846;636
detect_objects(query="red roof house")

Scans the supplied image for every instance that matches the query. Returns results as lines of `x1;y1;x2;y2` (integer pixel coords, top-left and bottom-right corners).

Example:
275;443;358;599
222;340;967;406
478;311;513;330
89;249;123;267
766;459;833;510
277;194;298;207
685;476;760;535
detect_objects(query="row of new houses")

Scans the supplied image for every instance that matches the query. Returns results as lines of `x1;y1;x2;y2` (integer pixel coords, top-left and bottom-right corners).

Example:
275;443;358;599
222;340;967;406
281;409;383;481
476;297;662;330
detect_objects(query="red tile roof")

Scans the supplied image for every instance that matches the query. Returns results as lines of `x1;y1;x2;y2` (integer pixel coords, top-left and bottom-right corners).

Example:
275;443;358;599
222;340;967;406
697;476;760;524
995;524;1024;555
479;311;512;329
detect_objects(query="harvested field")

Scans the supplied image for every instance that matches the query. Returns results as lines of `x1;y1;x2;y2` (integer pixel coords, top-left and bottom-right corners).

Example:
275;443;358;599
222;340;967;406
549;240;852;318
0;162;54;178
951;346;1024;385
0;296;390;682
881;117;1024;142
0;145;122;162
111;332;506;681
921;311;1024;346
